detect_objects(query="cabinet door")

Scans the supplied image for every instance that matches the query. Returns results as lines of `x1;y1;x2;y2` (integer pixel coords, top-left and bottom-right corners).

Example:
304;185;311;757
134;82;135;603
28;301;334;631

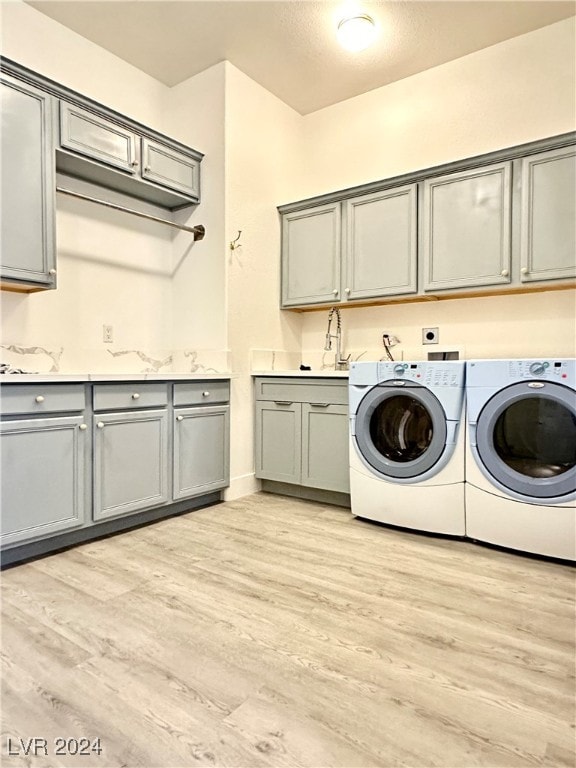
255;401;301;484
281;203;341;306
93;409;168;521
302;404;350;493
422;162;512;291
1;76;56;288
1;416;87;547
520;147;576;283
141;139;199;199
60;102;138;174
344;185;417;300
173;406;229;500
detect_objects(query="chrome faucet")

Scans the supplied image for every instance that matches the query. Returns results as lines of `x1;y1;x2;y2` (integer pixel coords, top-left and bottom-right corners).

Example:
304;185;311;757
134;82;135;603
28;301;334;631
324;307;350;370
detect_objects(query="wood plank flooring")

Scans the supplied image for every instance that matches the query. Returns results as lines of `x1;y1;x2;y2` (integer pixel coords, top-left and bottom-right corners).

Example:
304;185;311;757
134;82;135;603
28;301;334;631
1;492;575;768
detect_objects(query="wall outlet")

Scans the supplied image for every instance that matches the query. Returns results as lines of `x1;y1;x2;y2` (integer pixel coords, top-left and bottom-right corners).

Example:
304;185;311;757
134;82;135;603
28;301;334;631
103;325;114;344
422;327;439;344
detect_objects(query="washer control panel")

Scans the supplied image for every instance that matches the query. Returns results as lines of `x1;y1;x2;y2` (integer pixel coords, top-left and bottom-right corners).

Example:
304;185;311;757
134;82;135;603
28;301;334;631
509;359;571;380
377;361;464;387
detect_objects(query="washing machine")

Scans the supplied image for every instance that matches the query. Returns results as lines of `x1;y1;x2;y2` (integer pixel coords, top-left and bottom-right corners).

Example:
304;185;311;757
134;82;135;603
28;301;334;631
465;359;576;561
349;360;466;535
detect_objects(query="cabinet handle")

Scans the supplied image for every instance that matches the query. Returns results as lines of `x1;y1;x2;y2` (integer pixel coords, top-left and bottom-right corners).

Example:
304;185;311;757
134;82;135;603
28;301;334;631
274;401;293;406
202;391;210;397
310;403;330;408
332;289;339;295
35;395;45;403
176;415;184;421
49;268;57;276
79;424;87;431
501;269;509;277
521;267;529;275
97;421;104;429
132;393;140;399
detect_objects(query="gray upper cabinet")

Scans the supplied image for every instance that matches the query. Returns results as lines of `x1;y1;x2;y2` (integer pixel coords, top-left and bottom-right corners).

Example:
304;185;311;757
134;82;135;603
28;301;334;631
344;185;417;300
520;147;576;283
142;139;199;199
60;102;138;174
422;162;512;292
0;75;56;291
281;203;341;307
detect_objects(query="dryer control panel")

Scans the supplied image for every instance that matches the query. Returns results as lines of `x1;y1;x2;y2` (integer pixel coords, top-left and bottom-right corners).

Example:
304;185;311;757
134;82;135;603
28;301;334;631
467;359;574;387
376;361;465;388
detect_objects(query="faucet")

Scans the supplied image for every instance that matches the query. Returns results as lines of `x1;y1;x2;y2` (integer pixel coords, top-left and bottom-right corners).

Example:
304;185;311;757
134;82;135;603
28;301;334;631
324;307;350;370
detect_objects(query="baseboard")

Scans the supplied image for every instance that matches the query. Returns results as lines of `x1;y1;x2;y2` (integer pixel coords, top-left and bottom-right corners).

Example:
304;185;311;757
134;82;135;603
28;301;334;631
224;472;261;501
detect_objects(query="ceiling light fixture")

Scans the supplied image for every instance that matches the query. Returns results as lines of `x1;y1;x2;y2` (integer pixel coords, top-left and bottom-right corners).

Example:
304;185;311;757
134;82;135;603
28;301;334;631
337;14;377;52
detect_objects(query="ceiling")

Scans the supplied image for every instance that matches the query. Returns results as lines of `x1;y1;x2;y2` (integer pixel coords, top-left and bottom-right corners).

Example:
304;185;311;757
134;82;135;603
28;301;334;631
26;0;576;115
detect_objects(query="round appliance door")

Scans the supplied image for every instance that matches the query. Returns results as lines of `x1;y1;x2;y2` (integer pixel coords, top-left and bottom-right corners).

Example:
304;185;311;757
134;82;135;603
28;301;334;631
476;381;576;499
355;382;447;479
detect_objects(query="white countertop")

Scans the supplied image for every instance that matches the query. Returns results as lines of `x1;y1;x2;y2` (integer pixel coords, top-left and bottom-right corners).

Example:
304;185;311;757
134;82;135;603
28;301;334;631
0;372;234;384
251;370;349;378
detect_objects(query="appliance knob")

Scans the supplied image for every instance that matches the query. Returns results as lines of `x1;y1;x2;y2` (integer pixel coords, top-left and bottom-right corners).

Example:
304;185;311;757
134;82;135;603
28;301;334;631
529;362;546;376
393;364;405;375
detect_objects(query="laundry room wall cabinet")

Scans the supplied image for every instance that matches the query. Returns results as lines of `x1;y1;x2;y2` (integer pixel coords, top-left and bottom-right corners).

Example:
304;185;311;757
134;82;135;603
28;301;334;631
0;57;204;293
279;133;576;309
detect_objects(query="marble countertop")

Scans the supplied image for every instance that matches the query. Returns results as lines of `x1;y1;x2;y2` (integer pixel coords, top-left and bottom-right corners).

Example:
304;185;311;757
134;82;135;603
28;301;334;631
0;372;235;384
251;370;349;378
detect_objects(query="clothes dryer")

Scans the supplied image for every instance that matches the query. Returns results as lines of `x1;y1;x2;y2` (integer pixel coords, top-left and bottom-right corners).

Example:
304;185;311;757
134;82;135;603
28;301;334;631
465;359;576;561
349;361;466;535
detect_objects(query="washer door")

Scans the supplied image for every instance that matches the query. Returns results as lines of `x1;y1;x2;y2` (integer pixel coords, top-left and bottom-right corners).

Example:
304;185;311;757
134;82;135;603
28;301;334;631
355;382;447;479
476;382;576;499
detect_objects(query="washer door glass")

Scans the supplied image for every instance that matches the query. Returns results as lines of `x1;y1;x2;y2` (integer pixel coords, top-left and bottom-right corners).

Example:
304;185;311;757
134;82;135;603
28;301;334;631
476;382;576;498
355;383;447;479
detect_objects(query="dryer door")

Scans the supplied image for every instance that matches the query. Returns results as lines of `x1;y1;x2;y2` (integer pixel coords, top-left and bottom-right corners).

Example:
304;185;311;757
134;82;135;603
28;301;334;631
476;381;576;499
355;382;447;479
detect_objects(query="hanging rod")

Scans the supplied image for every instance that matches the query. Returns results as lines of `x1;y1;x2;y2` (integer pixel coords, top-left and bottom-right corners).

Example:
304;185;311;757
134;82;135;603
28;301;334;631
56;186;206;241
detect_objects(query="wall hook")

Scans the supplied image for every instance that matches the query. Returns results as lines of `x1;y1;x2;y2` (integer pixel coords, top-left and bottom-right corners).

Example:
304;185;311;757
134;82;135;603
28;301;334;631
229;230;242;250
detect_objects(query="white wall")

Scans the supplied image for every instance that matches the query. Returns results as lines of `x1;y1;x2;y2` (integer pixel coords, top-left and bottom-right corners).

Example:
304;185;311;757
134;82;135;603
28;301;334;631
298;18;576;365
224;63;304;497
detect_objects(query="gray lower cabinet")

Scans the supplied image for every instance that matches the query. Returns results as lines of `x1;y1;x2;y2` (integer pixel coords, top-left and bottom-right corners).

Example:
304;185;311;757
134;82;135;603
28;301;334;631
0;384;89;548
520;146;576;283
0;74;56;291
422;162;512;292
173;406;230;498
93;409;169;521
254;378;350;494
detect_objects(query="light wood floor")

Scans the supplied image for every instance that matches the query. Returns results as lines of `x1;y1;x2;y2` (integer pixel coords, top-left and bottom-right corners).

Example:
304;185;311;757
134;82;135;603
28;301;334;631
1;493;575;768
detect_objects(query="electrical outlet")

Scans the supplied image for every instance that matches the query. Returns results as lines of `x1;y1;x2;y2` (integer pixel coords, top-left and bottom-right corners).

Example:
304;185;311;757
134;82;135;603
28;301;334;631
103;325;114;344
422;327;439;344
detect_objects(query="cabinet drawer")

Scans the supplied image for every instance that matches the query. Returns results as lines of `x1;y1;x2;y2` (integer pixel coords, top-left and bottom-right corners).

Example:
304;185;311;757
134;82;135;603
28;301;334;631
93;383;168;411
173;380;230;406
254;378;348;406
0;384;86;415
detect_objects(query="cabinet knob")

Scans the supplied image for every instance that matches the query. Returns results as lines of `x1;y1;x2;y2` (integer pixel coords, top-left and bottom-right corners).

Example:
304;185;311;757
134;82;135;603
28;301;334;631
176;415;184;421
97;421;104;429
130;160;139;167
521;267;529;275
145;166;151;172
500;269;509;277
132;393;140;400
202;391;210;397
48;268;57;276
35;395;45;403
332;289;339;296
344;288;351;295
79;424;87;431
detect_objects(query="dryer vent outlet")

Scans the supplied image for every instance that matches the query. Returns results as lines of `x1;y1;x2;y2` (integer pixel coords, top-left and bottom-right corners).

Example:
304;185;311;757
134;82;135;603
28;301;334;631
422;327;439;344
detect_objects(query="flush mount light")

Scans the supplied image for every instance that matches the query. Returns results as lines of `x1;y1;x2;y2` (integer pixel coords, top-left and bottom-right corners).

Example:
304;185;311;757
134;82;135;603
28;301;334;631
337;14;377;52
